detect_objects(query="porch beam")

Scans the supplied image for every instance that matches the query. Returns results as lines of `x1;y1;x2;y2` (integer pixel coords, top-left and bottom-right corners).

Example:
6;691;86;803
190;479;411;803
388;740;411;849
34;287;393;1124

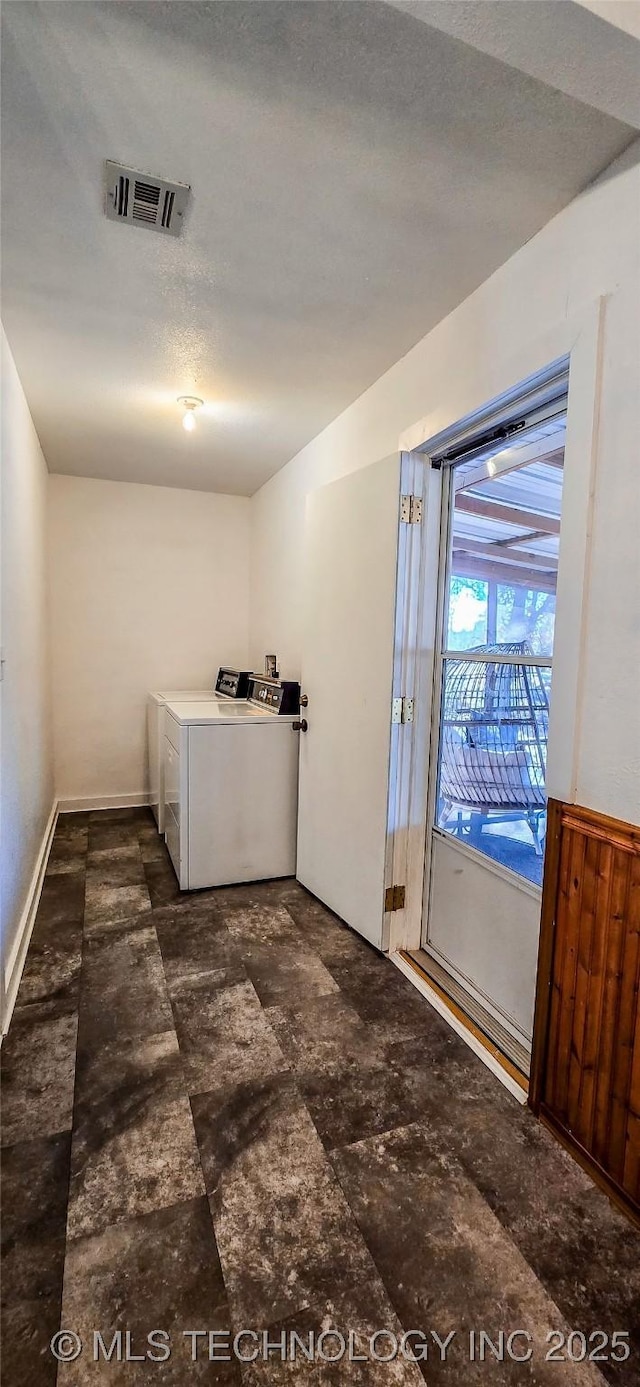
453;538;558;570
455;494;561;534
451;555;557;593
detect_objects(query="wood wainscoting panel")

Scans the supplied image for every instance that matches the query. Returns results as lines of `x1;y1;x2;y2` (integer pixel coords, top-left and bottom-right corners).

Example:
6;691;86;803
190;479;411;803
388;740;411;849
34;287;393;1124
530;800;640;1220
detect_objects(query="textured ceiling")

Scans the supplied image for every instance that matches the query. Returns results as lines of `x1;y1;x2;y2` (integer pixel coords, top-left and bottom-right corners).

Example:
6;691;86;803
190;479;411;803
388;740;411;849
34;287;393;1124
1;1;635;495
389;1;640;125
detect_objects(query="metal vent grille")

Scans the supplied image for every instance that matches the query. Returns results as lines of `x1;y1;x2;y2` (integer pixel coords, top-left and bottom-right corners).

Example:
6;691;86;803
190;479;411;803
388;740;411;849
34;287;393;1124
104;161;190;237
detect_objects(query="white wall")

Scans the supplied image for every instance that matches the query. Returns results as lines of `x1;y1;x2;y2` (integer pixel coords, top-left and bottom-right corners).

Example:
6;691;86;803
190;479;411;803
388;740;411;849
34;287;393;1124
1;329;55;1020
251;140;640;826
49;476;251;805
577;1;640;42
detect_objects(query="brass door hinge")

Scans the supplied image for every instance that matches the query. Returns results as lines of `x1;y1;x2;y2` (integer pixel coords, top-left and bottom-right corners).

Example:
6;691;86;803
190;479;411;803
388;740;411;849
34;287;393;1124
384;884;406;912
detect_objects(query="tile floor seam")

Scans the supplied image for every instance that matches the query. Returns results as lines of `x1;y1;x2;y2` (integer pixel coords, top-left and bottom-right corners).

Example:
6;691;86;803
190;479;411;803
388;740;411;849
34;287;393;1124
151;941;219;1226
325;1121;612;1387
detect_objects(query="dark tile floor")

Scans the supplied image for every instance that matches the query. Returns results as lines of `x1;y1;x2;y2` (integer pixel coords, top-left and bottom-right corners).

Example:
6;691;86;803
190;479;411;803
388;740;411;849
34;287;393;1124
2;808;639;1386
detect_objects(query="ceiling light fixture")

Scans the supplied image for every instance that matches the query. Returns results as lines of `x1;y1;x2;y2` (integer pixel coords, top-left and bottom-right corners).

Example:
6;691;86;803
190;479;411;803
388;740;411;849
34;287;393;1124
177;396;203;433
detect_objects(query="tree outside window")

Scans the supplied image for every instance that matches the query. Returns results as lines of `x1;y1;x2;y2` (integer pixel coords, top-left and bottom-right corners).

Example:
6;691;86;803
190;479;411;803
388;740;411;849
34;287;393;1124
448;573;555;656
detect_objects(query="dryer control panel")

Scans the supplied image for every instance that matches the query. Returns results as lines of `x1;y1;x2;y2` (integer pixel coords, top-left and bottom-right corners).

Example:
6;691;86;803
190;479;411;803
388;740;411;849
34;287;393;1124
215;668;252;699
248;676;300;715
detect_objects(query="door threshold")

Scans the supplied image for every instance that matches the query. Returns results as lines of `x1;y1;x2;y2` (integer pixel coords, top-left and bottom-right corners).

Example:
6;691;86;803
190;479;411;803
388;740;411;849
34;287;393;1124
392;950;529;1104
409;948;531;1075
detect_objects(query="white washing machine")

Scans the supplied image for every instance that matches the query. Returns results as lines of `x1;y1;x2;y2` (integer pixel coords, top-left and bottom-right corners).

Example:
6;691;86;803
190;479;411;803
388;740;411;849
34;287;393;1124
162;676;301;890
147;668;251;831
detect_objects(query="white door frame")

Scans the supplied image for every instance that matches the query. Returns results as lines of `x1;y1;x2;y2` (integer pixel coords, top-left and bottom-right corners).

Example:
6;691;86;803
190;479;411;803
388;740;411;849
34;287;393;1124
385;296;605;956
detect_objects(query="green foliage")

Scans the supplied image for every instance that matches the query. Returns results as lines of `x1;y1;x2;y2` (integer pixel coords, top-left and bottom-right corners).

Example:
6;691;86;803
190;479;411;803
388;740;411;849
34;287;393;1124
449;574;556;654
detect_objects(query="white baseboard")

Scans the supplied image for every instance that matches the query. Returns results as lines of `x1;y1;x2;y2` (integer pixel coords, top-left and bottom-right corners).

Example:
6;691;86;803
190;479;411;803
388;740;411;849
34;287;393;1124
1;793;154;1036
2;799;59;1037
391;951;528;1105
57;792;150;813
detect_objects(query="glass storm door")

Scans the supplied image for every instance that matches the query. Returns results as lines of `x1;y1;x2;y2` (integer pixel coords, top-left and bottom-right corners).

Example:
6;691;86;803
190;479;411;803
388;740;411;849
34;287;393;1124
421;411;566;1069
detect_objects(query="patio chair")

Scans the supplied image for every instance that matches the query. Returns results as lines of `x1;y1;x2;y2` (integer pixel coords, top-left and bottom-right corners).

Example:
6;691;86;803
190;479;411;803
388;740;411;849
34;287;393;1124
439;641;549;854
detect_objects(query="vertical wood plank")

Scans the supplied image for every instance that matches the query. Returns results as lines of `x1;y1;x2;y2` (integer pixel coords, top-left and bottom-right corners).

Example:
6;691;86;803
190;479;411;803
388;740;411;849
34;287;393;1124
534;800;639;1219
553;827;587;1123
576;842;613;1152
543;822;575;1114
592;851;630;1169
608;852;640;1182
622;989;640;1204
567;833;600;1138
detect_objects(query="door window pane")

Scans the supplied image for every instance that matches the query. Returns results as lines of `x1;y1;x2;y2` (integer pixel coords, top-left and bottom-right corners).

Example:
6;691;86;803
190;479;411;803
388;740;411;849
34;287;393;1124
447;577;488;650
436;420;564;885
496;584;556;657
436;657;551;886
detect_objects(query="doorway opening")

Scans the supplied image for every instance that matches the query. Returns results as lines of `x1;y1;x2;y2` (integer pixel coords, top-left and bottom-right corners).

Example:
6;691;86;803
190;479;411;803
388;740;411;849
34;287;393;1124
413;398;566;1075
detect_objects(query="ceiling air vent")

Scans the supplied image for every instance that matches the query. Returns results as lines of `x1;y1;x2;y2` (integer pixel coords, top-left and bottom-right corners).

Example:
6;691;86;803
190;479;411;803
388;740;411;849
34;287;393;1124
104;161;190;237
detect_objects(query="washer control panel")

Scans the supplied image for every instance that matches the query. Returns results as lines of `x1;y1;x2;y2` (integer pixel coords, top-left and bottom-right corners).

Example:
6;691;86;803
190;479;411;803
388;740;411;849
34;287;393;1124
214;668;252;699
248;677;300;715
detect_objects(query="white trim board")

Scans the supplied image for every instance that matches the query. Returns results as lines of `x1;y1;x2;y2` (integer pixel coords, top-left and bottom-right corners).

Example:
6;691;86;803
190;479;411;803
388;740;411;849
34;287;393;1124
2;800;59;1037
391;951;528;1105
390;298;605;957
57;792;150;813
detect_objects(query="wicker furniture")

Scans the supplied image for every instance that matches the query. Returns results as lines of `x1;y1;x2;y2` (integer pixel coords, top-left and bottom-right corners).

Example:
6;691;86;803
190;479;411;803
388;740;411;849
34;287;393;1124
439;641;549;853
